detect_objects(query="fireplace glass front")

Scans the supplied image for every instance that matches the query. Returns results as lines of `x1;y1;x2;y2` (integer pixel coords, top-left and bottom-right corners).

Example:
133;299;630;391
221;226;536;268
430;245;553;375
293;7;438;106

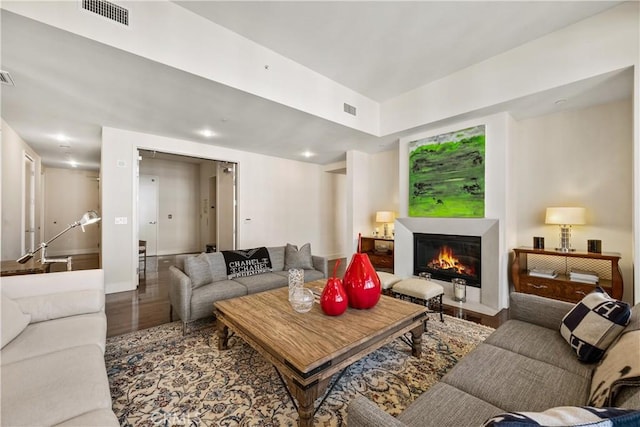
413;233;481;288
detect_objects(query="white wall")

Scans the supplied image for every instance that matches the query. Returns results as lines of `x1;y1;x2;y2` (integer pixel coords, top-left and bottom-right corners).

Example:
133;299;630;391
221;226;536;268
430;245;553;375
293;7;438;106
1;119;42;260
139;158;200;255
514;99;633;302
42;167;100;257
367;149;400;235
102;127;344;293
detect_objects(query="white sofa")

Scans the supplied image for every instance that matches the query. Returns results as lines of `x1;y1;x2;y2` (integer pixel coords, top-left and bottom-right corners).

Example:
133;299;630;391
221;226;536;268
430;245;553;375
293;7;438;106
1;269;118;426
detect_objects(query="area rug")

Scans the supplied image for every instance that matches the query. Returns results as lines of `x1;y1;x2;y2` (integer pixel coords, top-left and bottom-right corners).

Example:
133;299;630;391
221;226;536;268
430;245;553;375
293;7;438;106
106;315;494;426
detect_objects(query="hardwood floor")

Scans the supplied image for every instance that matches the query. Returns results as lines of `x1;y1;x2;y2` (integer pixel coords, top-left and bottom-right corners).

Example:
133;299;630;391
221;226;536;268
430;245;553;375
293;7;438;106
57;254;507;337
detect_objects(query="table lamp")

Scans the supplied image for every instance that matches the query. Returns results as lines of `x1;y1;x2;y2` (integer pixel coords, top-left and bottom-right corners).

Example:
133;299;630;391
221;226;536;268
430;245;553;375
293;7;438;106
17;210;101;270
375;211;395;239
545;207;586;252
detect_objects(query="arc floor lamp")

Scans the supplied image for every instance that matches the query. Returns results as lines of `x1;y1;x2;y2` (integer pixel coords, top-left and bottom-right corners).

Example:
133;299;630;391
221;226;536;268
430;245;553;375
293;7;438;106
17;210;101;270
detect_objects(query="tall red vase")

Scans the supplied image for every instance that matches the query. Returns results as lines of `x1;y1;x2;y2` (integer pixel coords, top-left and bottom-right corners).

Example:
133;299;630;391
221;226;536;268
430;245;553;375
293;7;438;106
343;234;381;309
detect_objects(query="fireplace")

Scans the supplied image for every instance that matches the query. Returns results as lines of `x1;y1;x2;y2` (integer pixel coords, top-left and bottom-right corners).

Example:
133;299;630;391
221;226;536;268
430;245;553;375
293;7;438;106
413;233;481;288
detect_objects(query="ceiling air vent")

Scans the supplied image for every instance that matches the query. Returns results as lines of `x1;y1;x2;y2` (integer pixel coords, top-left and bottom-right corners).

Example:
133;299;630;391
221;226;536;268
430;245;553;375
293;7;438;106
343;103;356;116
82;0;129;26
0;70;15;86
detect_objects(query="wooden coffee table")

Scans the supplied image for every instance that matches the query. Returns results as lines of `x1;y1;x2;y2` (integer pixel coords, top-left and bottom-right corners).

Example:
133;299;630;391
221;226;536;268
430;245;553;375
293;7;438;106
213;280;428;427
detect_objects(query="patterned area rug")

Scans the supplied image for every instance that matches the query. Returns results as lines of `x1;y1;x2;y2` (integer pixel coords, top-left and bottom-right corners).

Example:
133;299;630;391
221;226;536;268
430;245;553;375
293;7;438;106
106;315;494;426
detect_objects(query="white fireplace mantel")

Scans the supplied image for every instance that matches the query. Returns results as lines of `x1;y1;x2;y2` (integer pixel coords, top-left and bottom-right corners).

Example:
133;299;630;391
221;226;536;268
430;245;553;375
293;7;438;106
395;217;501;314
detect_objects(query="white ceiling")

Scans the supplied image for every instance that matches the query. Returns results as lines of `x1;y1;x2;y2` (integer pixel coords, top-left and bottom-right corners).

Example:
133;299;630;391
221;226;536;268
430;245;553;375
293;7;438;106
0;1;632;170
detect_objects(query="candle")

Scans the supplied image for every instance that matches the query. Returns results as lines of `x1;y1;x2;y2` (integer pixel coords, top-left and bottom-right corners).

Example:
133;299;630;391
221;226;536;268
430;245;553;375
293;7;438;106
454;286;464;300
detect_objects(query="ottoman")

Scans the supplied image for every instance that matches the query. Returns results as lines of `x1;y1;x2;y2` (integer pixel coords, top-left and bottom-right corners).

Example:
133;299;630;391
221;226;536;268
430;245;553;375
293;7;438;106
392;278;444;322
376;271;403;296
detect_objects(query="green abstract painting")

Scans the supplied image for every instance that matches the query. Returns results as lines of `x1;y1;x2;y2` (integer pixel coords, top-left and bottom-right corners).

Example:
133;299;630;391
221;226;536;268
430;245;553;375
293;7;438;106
409;125;485;218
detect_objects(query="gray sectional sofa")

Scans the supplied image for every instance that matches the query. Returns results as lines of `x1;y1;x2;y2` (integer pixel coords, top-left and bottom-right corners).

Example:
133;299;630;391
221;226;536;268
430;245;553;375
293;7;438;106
348;292;640;427
169;245;328;333
1;269;118;426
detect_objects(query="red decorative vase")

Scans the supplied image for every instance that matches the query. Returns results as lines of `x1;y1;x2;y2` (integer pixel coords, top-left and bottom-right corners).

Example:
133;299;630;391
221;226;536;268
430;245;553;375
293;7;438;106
343;234;381;309
320;260;348;316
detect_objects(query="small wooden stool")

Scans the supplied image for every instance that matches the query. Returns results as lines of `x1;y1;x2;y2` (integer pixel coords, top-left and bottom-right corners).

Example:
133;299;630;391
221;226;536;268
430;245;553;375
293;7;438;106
376;271;402;296
392;278;444;322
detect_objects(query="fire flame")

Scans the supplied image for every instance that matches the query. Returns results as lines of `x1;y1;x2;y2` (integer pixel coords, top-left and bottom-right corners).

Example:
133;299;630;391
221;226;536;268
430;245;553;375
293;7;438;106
427;245;475;276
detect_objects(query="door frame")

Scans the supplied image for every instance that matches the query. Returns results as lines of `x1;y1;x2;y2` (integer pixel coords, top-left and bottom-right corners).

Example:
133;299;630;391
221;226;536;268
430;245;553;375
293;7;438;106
21;152;36;255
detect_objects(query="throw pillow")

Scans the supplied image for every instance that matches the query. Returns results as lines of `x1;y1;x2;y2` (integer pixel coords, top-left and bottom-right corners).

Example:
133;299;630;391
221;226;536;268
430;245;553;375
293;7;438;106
560;287;631;363
184;253;213;288
1;294;31;348
589;308;640;407
284;243;314;271
483;406;640;427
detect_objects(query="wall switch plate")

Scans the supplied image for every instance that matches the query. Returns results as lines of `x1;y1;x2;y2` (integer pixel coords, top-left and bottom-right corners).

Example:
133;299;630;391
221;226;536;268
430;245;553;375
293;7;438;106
115;217;128;225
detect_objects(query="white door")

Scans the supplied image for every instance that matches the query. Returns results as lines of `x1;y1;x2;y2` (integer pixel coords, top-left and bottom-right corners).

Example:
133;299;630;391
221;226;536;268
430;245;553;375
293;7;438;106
217;163;236;251
22;153;36;254
139;175;159;256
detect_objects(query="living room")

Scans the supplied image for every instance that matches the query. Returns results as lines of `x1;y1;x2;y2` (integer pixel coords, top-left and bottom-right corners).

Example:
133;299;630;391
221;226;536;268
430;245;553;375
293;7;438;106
2;1;638;303
1;1;639;426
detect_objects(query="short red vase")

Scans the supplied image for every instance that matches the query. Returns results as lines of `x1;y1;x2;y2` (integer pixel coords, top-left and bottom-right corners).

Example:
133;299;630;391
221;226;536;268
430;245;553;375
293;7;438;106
343;252;381;309
320;278;348;316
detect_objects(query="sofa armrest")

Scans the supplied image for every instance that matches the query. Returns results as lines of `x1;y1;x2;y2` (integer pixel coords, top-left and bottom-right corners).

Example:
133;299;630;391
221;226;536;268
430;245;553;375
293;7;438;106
0;269;104;299
347;396;406;427
312;255;328;278
509;292;575;330
0;270;106;322
169;265;192;322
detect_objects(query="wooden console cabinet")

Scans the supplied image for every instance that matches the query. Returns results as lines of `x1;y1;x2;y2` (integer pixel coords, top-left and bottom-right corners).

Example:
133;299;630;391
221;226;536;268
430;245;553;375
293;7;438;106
511;248;623;303
361;236;394;273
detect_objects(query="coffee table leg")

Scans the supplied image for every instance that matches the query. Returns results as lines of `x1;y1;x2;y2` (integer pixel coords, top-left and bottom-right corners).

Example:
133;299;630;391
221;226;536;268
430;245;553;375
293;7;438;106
297;396;314;427
410;323;424;358
217;323;229;350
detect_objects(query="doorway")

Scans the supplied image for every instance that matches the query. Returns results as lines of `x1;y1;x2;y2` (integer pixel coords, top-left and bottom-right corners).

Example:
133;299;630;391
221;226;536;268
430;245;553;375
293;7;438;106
136;150;237;258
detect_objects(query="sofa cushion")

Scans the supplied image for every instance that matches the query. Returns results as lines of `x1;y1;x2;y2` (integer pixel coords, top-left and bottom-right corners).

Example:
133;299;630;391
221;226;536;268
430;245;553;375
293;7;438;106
1;294;31;349
222;247;273;279
589;307;640;407
233;272;287;294
191;280;247;320
203;252;230;282
399;382;503;427
16;289;104;323
1;312;107;365
442;343;591;412
484;320;594;378
483;406;640;427
184;253;213;288
560;288;631;363
1;345;113;426
268;246;285;271
284;243;314;270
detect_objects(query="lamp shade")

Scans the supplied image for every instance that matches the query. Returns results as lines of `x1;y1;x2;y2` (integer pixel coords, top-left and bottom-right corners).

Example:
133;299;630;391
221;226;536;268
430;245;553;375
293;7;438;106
375;211;395;223
80;210;101;226
545;207;586;225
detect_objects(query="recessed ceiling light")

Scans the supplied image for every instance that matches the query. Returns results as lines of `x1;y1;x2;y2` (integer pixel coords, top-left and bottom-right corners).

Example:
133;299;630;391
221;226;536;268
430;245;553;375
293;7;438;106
302;151;315;158
199;129;216;138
